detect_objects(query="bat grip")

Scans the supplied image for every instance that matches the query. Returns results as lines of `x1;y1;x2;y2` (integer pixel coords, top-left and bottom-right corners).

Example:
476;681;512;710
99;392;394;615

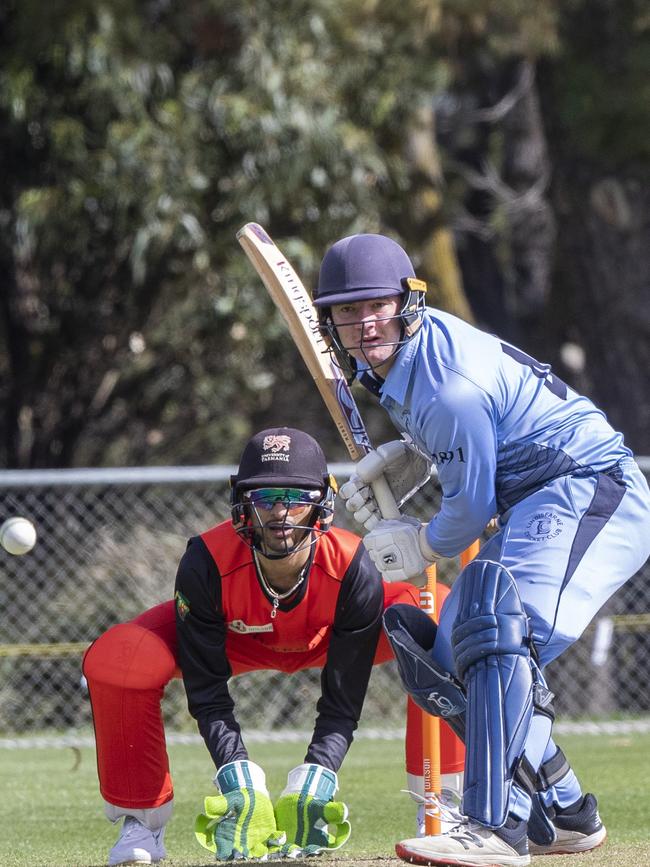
369;474;401;520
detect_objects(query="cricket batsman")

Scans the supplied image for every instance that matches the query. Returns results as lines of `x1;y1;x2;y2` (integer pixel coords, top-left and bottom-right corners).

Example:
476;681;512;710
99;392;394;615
83;426;464;864
312;233;650;866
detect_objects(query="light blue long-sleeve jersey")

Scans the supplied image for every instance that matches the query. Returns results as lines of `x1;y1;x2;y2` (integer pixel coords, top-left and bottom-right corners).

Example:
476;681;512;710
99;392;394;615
373;309;631;557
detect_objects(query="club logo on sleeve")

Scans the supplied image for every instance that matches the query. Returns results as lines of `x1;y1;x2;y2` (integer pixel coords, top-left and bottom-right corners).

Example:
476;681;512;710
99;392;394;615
524;511;563;542
175;590;190;620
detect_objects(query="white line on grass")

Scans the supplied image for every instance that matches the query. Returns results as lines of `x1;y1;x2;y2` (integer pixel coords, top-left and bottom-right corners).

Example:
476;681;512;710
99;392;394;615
2;718;650;750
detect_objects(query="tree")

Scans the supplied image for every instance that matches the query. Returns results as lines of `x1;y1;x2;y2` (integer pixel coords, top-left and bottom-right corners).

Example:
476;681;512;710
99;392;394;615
1;0;647;467
0;0;458;465
537;0;650;452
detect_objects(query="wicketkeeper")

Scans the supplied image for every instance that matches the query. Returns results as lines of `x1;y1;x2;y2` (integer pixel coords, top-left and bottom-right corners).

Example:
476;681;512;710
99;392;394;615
83;426;464;864
312;233;650;867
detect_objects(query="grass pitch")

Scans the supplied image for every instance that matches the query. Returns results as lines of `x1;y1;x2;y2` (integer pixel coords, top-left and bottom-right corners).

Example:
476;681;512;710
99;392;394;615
1;732;649;866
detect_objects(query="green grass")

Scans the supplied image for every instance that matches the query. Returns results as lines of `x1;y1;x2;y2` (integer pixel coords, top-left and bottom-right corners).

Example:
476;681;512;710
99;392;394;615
0;733;649;866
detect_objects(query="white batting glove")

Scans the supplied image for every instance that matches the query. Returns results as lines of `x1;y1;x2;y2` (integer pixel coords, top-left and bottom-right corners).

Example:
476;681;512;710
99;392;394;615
339;475;382;530
363;516;440;583
339;441;433;531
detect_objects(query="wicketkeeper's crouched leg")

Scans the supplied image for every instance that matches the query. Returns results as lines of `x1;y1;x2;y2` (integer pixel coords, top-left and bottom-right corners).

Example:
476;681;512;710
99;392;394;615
82;600;179;822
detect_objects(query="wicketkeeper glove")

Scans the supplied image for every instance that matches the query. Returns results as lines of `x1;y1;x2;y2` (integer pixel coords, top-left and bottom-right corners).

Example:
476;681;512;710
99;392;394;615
339;440;433;531
274;763;351;857
363;516;440;583
195;760;286;860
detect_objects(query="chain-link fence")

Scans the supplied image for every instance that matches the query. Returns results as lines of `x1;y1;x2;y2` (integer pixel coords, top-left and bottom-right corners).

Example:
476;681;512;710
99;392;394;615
1;461;649;738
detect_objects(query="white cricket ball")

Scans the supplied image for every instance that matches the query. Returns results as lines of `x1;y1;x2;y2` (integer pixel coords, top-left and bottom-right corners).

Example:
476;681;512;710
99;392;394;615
0;516;37;556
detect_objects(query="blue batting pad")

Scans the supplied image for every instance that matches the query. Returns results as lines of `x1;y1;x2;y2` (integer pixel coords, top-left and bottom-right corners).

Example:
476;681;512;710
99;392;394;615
451;560;534;828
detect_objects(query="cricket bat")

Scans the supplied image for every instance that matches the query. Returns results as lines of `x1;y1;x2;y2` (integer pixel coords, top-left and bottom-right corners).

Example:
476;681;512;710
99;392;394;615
238;222;478;837
236;222;400;518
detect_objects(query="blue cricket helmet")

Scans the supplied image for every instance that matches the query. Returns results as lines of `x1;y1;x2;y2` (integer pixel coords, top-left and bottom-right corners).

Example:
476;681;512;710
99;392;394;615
313;234;427;379
313;234;416;307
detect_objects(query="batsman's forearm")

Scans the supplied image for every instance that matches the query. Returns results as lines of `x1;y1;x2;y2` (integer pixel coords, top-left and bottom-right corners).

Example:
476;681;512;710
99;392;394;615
424;499;493;557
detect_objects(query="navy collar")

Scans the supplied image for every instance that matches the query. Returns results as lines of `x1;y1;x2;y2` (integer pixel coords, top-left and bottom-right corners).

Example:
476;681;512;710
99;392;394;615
357;371;384;396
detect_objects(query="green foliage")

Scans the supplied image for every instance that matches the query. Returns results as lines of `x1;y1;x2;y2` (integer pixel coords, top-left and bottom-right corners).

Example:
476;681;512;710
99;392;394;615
0;0;460;466
1;0;647;464
542;0;650;165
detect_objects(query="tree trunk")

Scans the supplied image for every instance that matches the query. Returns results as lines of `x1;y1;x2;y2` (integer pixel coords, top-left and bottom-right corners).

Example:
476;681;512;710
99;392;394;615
547;168;650;453
537;0;650;453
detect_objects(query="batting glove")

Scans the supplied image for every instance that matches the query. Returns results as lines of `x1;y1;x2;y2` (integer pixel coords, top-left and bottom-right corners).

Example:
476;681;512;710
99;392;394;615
363;516;440;583
339;475;382;530
340;441;433;531
195;760;286;860
274;763;351;857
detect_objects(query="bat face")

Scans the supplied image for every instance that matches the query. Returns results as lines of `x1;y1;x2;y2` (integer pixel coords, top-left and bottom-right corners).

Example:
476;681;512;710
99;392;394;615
334;376;371;452
244;223;327;355
237;222;371;459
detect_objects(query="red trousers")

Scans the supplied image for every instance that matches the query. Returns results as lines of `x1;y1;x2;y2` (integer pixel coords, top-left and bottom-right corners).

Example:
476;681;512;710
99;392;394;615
83;584;464;809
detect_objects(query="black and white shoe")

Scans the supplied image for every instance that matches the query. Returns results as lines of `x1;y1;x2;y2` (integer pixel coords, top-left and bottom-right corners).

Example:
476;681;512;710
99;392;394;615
528;793;606;855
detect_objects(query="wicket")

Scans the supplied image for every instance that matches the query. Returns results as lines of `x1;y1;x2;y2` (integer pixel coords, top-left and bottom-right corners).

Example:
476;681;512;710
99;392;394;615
421;539;480;835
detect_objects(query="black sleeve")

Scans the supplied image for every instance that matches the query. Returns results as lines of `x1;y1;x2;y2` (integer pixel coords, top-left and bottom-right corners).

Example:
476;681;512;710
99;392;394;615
305;541;384;772
174;536;248;769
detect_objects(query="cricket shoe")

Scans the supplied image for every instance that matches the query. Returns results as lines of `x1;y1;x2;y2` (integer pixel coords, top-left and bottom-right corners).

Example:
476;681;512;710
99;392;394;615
528;793;606;855
416;788;467;836
396;815;530;866
108;816;167;865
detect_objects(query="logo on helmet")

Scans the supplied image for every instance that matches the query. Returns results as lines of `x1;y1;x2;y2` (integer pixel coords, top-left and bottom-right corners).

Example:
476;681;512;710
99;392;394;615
262;434;291;462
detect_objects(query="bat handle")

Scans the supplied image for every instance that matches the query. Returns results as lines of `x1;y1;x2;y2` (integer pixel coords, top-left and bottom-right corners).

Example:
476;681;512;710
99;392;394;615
369;474;401;520
353;450;401;520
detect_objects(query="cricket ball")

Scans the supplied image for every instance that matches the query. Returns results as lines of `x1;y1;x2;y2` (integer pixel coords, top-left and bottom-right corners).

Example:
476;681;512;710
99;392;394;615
0;516;37;556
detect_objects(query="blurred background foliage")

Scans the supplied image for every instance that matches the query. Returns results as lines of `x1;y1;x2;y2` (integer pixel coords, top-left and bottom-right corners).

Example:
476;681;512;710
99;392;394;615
1;0;648;467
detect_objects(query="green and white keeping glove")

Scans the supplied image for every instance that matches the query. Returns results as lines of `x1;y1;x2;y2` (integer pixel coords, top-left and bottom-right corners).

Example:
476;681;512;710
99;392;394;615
274;763;351;857
195;760;286;860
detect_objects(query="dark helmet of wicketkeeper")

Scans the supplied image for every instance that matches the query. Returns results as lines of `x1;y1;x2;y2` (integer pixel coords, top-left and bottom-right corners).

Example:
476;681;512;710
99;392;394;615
230;427;337;558
312;233;427;379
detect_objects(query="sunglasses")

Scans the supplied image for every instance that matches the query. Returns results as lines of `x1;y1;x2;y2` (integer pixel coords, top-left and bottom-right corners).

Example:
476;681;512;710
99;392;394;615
244;488;321;513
